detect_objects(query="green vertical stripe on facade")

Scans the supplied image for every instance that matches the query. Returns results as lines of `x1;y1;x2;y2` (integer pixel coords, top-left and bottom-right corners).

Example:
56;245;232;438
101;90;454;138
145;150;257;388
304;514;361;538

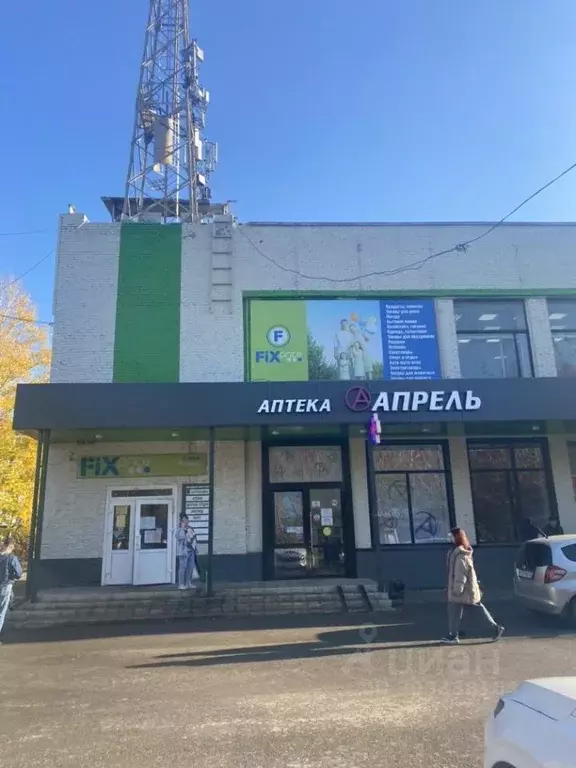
113;223;181;382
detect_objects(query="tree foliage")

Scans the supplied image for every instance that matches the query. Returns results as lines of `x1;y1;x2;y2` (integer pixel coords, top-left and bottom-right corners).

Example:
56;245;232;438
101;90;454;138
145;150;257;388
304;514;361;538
0;283;50;550
307;332;338;380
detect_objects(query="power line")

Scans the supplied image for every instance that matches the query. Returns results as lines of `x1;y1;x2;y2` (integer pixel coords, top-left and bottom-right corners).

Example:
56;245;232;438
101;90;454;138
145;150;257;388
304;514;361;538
0;313;52;326
0;250;54;294
237;161;576;284
0;230;50;237
0;221;85;295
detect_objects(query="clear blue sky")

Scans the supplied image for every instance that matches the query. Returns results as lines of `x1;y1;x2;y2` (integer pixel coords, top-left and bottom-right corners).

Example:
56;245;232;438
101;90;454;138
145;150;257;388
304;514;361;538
2;0;576;322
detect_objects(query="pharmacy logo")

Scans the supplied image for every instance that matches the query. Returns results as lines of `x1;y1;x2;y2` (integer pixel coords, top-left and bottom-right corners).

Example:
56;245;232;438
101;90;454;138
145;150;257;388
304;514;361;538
345;386;372;412
266;326;291;347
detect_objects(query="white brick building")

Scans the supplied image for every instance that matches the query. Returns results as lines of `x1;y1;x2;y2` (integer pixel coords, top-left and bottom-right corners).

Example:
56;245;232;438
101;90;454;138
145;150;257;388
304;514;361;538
13;212;576;593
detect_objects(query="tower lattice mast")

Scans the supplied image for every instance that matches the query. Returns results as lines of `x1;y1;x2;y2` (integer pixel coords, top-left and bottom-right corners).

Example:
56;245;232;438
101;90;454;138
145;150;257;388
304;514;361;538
122;0;217;223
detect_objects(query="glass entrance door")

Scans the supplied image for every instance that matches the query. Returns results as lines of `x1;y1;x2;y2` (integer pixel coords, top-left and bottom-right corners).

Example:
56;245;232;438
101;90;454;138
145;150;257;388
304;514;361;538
272;488;346;579
133;501;172;585
103;496;174;586
107;502;135;585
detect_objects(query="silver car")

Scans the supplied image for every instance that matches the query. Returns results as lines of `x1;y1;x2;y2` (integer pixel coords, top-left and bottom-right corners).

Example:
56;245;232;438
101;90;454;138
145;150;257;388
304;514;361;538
514;535;576;625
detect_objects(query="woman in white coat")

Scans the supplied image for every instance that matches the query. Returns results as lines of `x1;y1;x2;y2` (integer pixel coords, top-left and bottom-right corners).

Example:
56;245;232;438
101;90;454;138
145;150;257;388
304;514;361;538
441;527;505;644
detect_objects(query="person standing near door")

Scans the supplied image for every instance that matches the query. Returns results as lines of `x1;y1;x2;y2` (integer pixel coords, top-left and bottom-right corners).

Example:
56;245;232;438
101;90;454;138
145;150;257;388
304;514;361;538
184;523;201;586
441;527;505;645
0;535;22;640
175;516;192;590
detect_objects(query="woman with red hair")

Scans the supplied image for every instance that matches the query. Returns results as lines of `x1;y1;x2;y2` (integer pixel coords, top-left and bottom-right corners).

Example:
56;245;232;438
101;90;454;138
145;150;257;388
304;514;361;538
441;527;505;644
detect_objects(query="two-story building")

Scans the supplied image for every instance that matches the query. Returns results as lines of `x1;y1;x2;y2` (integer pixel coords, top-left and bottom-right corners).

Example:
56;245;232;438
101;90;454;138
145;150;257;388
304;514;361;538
13;211;576;593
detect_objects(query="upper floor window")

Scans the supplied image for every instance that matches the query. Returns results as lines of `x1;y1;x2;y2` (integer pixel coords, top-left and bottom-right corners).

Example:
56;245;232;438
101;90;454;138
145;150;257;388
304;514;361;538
454;300;532;379
547;299;576;377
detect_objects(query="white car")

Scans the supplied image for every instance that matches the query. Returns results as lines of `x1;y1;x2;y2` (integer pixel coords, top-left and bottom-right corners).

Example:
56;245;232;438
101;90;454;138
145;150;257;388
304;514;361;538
485;677;576;768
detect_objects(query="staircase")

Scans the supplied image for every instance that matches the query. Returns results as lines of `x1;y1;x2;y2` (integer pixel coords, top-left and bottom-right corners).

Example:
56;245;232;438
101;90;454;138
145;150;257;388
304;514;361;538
8;581;392;631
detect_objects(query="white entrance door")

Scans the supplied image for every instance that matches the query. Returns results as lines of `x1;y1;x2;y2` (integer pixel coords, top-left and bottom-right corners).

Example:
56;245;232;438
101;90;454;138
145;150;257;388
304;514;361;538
104;496;174;586
107;501;135;585
133;500;173;586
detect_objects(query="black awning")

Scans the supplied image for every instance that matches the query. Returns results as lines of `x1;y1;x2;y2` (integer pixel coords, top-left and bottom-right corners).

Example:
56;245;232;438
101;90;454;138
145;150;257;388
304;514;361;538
12;378;576;434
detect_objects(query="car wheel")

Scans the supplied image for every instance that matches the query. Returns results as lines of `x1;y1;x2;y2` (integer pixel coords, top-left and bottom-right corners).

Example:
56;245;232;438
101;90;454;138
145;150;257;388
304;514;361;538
565;597;576;629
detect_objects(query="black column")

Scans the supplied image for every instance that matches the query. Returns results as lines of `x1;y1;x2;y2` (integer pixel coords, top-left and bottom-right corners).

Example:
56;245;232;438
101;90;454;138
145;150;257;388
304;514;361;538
365;438;385;593
206;427;215;595
25;439;43;601
28;429;50;603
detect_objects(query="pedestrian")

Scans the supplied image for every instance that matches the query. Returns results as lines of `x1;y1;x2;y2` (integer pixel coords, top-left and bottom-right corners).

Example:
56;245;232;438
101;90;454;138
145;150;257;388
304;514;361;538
175;516;192;590
441;527;505;645
184;525;201;586
0;535;23;641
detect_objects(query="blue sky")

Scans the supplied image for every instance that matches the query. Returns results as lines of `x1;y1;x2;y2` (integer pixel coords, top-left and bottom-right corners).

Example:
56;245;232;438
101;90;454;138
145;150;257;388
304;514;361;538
2;0;576;321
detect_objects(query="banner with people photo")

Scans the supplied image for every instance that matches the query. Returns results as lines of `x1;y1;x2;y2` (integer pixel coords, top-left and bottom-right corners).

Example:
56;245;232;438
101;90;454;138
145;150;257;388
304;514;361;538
248;298;441;382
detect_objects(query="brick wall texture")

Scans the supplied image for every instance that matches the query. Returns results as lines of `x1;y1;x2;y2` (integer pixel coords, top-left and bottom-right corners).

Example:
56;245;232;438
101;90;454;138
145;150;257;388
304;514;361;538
42;218;576;571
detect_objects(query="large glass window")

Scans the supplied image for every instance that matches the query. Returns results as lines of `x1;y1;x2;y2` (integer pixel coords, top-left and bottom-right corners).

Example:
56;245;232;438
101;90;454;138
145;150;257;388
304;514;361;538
468;441;556;543
547;299;576;377
268;446;343;484
454;300;532;378
372;443;452;544
566;443;576;502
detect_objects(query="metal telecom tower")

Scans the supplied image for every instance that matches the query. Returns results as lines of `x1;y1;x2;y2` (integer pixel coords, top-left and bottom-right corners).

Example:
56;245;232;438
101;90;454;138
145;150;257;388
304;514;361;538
121;0;218;223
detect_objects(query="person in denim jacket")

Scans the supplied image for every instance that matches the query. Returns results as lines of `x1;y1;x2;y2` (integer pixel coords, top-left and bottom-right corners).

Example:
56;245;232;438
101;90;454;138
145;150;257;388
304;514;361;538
175;516;200;589
0;535;22;639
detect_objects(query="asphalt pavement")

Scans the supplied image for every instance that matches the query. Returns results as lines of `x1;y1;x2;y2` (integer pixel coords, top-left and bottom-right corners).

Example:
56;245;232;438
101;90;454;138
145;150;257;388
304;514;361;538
1;600;574;768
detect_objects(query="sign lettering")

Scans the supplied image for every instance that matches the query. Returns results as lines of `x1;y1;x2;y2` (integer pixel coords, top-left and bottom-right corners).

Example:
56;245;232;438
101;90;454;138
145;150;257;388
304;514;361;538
371;389;482;413
257;398;332;414
258;389;482;416
78;454;208;479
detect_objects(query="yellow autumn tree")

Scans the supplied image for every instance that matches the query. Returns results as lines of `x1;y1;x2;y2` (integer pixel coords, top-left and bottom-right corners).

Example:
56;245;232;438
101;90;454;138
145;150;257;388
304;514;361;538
0;281;51;550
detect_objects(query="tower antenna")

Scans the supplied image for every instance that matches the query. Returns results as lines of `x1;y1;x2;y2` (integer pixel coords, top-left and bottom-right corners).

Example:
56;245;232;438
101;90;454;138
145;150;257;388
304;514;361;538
122;0;218;223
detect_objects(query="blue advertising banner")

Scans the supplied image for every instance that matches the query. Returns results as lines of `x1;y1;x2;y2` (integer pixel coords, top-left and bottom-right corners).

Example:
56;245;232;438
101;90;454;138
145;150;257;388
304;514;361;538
380;300;441;380
247;297;441;382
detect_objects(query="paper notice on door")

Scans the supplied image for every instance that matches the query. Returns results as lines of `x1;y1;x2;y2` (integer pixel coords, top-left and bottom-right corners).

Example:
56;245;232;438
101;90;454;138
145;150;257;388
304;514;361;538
320;509;333;526
140;517;156;530
311;501;321;509
144;529;162;544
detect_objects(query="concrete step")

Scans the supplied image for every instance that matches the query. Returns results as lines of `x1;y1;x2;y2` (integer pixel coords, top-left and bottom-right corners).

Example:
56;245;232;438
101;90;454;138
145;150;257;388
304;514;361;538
10;580;393;630
35;583;345;603
8;595;362;630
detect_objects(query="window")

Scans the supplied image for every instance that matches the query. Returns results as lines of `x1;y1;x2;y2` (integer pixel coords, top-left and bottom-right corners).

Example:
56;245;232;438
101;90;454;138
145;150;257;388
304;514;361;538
112;505;131;551
372;443;452;544
274;491;305;545
561;544;576;563
268;446;343;484
547;299;576;377
468;441;556;543
454;300;532;378
111;489;173;498
515;542;553;569
566;443;576;503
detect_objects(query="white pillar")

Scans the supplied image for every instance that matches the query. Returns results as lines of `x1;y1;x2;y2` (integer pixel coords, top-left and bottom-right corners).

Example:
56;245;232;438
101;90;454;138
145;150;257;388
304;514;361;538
548;435;576;534
246;440;263;553
449;436;476;544
435;299;461;378
213;441;248;555
349;438;372;548
525;298;557;377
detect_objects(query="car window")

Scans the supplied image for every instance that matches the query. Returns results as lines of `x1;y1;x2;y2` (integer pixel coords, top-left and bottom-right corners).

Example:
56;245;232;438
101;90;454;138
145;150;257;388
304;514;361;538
516;542;552;568
561;543;576;563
